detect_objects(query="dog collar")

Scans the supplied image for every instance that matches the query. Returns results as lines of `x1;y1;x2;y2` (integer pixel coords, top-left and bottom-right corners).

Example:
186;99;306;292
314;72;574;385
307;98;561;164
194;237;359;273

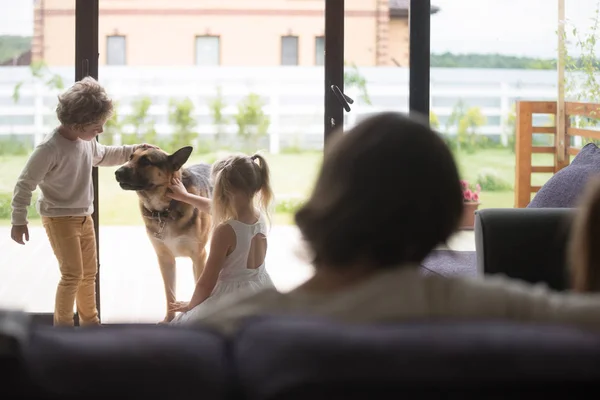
145;209;171;220
142;200;178;240
142;200;177;220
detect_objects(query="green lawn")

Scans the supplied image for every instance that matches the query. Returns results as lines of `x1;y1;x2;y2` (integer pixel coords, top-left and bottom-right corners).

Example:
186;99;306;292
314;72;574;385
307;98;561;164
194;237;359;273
455;148;554;209
0;151;322;226
0;148;552;226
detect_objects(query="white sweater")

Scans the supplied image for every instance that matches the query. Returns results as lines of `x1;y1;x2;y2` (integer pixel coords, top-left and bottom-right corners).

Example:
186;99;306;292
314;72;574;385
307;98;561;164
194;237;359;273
11;129;134;225
182;266;600;335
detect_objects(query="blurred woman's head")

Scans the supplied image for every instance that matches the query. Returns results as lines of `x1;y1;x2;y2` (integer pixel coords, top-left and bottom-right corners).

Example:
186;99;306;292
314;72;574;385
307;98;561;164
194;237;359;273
295;111;464;271
569;176;600;292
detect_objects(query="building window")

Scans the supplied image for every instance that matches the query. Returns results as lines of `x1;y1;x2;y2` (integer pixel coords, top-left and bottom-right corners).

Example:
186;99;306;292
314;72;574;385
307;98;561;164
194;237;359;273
281;35;299;66
195;36;220;66
106;35;126;65
315;36;325;66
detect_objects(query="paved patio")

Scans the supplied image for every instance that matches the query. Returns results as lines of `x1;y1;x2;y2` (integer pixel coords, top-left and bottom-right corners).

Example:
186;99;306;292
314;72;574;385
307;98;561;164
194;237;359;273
0;225;474;324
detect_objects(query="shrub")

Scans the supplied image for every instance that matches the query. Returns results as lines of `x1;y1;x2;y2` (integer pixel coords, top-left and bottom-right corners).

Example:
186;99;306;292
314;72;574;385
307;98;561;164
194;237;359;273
476;170;513;191
0;191;40;220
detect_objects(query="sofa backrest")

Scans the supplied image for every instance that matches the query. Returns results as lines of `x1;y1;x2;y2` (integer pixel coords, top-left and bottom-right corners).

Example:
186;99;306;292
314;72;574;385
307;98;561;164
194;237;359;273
5;310;600;399
233;316;600;399
20;324;230;399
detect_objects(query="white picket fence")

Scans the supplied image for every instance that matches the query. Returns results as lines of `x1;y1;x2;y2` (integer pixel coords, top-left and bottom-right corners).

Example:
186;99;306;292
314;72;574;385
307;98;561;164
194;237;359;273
0;66;559;152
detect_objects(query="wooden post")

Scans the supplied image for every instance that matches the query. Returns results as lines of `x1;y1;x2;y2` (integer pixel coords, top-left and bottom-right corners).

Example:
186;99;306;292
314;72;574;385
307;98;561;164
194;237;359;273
556;0;568;170
515;101;533;208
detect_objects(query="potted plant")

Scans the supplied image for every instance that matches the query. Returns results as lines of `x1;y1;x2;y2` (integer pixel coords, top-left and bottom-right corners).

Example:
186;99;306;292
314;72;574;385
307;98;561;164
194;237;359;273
460;179;481;230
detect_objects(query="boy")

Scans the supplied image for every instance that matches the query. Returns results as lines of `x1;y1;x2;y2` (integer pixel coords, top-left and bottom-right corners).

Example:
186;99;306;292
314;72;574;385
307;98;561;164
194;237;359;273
10;76;155;327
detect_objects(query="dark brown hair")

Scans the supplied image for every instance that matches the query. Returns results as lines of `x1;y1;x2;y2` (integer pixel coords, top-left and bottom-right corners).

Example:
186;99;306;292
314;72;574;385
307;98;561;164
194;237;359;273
295;111;464;270
569;176;600;292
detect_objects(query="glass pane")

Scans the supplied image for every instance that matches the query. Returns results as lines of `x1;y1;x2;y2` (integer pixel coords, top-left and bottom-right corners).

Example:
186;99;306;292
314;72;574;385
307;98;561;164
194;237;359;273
430;0;560;215
343;0;411;137
1;0;76;313
98;2;323;323
195;36;220;66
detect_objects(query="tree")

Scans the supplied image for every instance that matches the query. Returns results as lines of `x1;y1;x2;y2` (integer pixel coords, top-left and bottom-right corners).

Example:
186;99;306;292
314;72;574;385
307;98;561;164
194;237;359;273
430;110;440;129
208;86;228;147
504;105;516;153
446;99;467;134
11;60;64;152
122;96;156;145
234;93;270;152
12;60;64;103
458;107;487;151
446;100;486;152
100;101;122;146
0;35;31;64
430;52;555;70
168;97;198;152
344;62;371;105
561;0;600;145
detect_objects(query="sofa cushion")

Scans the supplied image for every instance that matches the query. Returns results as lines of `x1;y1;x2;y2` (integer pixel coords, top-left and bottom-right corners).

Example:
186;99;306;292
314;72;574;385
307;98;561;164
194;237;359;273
528;143;600;208
21;324;229;399
234;316;600;399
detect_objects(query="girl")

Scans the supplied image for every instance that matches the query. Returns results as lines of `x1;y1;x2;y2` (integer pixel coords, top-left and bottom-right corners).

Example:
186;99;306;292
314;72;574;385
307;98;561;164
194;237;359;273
168;153;275;325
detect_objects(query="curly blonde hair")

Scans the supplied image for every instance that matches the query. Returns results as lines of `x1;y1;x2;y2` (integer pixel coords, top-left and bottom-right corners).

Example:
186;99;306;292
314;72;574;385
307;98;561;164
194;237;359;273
56;76;113;130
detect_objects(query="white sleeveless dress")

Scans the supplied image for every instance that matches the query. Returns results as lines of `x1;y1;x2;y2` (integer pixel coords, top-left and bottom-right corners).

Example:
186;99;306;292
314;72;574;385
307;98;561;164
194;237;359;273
171;214;274;325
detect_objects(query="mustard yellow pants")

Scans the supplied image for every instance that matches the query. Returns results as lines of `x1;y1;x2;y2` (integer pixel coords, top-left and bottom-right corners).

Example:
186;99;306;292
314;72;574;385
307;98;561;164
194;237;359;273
42;216;100;327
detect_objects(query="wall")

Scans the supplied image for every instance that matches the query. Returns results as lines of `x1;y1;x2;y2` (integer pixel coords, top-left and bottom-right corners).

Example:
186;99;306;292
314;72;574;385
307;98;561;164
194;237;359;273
33;0;390;67
388;19;409;66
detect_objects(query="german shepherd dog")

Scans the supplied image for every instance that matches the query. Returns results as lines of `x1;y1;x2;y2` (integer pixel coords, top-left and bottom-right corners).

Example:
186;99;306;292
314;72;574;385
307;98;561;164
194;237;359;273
114;146;212;322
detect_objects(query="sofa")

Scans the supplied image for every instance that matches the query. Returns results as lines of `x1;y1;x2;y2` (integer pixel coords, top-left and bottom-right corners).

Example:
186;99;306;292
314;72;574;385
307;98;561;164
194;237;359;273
3;307;600;399
474;207;575;291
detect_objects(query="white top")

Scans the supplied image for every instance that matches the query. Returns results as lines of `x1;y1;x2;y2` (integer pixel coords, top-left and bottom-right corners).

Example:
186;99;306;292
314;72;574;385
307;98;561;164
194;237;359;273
170;214;273;326
184;266;600;335
11;128;134;225
218;215;269;283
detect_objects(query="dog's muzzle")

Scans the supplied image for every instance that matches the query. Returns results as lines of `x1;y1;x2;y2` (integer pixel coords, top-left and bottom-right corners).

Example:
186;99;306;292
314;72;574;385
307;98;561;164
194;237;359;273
115;167;148;191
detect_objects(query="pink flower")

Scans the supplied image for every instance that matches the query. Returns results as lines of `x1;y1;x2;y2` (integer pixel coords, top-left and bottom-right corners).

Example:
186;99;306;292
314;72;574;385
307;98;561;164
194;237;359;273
463;189;473;201
475;184;481;193
472;193;479;203
460;180;468;189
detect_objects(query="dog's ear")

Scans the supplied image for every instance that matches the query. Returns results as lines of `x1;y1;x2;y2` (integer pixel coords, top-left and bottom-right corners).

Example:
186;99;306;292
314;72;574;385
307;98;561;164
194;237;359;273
168;146;193;171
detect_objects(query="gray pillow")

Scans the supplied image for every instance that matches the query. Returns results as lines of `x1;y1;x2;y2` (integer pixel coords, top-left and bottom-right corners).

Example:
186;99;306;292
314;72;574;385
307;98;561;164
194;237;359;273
527;143;600;208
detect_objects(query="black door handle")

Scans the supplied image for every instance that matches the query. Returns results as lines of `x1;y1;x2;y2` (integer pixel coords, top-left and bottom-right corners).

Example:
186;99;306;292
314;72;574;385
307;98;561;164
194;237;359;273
330;85;354;112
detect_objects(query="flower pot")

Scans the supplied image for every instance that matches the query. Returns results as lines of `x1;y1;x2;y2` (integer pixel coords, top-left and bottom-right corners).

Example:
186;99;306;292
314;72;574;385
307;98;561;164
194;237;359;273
460;202;480;230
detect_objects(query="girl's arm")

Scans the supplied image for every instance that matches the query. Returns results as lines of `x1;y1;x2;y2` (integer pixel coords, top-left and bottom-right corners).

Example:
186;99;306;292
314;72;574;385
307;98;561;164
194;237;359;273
167;177;211;214
186;223;235;309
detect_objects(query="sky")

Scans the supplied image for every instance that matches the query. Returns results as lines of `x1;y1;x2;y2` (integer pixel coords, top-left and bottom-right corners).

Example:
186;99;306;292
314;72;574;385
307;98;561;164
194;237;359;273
0;0;599;58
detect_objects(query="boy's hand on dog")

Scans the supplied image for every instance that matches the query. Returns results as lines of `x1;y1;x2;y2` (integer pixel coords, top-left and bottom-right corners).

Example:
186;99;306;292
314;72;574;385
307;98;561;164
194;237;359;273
135;143;160;151
166;177;189;202
11;224;29;245
169;301;190;313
